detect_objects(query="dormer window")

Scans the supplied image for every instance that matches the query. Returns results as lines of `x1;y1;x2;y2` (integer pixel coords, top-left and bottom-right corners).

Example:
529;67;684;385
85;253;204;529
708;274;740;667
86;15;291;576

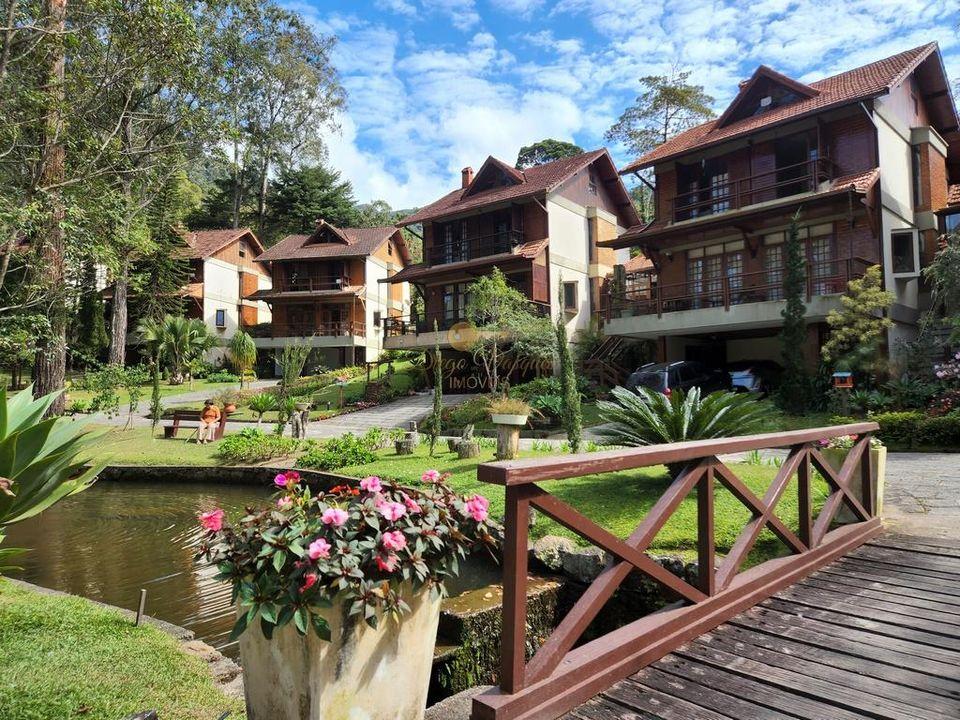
715;65;819;128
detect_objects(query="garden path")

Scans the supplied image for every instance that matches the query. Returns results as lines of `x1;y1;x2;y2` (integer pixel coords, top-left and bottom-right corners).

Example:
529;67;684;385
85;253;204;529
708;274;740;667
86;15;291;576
304;392;472;438
883;452;960;538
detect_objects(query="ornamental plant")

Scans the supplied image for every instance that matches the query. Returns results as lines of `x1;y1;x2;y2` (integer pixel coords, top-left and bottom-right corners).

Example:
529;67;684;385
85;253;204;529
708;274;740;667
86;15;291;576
818;434;885;450
197;470;497;642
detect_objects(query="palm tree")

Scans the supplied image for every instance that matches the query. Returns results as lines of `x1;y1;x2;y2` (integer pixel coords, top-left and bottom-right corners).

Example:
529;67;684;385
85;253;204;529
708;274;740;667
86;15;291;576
228;331;257;389
137;315;216;385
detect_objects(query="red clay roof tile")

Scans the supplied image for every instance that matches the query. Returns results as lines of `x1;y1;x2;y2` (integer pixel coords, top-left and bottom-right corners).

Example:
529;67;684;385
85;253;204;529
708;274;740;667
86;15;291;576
258;223;408;264
622;43;938;172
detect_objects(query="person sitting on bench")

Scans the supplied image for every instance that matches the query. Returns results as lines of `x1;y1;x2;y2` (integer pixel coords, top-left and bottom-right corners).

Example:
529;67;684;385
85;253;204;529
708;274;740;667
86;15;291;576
197;400;221;444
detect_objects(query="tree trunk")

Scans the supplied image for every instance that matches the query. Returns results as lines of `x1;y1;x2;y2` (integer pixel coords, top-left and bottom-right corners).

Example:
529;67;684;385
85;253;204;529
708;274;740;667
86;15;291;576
108;257;129;365
32;0;68;416
256;157;269;233
231;141;241;229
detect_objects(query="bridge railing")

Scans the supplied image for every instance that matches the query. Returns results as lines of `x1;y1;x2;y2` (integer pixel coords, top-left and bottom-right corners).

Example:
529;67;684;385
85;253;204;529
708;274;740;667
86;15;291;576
471;422;882;720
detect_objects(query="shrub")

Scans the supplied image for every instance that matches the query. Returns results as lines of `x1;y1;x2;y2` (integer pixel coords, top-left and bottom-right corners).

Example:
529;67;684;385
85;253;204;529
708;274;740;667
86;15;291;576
870;411;923;446
206;370;241;384
443;396;490;428
488;397;532;416
190;359;216;379
529;393;564;424
296;433;377;471
67;399;91;415
215;429;301;463
885;378;937;410
917;414;960;447
929;388;960;417
869;410;960;448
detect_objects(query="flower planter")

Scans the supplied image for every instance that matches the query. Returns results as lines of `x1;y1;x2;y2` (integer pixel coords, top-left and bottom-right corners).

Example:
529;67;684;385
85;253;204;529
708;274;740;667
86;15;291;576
820;446;887;522
239;584;441;720
490;413;528;426
223;403;237;414
294;402;311;412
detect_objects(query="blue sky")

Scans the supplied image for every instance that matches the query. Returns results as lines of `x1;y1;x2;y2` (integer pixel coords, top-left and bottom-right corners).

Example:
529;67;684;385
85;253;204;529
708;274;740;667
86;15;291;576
292;0;960;209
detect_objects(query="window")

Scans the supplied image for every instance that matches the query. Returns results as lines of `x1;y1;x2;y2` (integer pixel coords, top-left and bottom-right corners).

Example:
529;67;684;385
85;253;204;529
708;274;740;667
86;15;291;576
239;247;246;259
809;234;836;295
892;231;917;275
911;146;923;209
215;309;226;328
588;179;598;196
562;281;578;312
387;242;393;257
763;242;784;301
373;311;382;328
944;212;960;235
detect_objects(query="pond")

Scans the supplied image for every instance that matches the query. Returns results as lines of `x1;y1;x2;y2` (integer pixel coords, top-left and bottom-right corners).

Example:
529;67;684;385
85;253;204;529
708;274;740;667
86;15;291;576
5;480;502;659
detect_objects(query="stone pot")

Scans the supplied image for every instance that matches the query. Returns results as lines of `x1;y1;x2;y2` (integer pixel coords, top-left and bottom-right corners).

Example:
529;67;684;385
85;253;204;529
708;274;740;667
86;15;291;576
820;445;887;522
239;585;441;720
294;402;311;412
490;413;528;426
223;403;237;414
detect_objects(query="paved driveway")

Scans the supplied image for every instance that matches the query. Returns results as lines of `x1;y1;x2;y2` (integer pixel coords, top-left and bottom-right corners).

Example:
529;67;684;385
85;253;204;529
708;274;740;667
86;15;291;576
883;452;960;539
304;393;471;438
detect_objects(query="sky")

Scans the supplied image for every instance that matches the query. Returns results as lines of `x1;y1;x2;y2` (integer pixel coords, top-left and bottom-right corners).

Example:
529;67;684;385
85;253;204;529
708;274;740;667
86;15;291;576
293;0;960;210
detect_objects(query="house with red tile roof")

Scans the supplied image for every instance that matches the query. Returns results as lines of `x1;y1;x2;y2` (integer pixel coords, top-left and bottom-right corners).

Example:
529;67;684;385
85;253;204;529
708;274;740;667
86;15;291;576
180;228;272;363
601;43;959;370
249;221;409;368
381;149;638;390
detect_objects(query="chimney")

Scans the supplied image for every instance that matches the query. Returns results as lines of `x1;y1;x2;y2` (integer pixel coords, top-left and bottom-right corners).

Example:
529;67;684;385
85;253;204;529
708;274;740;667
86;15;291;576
461;166;474;188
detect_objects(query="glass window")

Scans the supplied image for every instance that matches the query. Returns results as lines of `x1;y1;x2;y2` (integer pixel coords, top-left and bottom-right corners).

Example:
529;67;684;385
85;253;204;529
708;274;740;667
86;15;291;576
215;309;226;328
943;212;960;235
764;245;784;301
810;235;836;295
892;231;916;274
911;146;923;209
562;281;578;311
726;251;744;294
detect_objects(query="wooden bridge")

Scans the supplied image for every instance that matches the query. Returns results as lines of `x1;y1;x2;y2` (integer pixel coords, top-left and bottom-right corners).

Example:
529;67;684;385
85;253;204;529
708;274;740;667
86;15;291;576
470;423;960;720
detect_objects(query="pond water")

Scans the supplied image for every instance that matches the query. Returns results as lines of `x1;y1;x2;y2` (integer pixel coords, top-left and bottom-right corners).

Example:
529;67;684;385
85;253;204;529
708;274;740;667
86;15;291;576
6;480;502;659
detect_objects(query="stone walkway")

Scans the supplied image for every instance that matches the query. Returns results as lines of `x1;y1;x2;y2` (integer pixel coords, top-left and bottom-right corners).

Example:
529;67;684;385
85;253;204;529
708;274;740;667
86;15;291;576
304;393;471;438
883;452;960;538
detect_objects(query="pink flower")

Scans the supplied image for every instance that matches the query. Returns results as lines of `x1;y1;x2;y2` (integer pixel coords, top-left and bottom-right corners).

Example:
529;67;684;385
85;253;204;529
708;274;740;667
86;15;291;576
199;508;225;532
379;501;406;522
308;537;331;560
322;507;349;527
381;530;407;552
277;497;294;511
360;476;382;493
299;572;318;594
421;469;441;483
274;473;288;488
376;554;398;573
464;495;489;523
274;471;301;490
402;493;422;514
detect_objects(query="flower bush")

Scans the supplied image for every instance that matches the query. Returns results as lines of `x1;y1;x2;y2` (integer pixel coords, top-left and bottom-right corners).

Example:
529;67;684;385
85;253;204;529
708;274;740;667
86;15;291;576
818;433;884;450
197;470;497;642
295;431;379;471
934;352;960;384
215;428;303;463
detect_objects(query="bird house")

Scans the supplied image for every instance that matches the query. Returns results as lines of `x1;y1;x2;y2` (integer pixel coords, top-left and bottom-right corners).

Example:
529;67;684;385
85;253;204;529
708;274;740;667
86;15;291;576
832;371;854;390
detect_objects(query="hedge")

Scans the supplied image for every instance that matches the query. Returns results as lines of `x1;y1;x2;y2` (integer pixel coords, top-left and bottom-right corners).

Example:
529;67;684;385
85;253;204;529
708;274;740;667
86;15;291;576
865;411;960;449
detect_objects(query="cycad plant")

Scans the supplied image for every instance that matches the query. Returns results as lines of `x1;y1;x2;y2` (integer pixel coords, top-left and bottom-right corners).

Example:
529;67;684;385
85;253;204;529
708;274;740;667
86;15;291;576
137;315;217;385
0;387;100;572
248;392;278;426
596;386;771;477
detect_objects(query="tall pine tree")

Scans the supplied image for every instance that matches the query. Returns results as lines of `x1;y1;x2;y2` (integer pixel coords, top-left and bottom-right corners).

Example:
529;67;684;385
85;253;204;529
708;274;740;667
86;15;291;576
776;214;810;414
71;260;109;366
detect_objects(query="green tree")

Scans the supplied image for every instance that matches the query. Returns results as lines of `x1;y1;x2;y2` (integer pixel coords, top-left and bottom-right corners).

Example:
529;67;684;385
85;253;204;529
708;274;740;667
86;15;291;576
921;230;960;345
776;215;810;414
555;294;582;453
515;139;584;169
606;66;715;159
136;315;216;385
71;261;109;366
821;265;893;375
228;331;257;389
266;164;359;238
465;268;553;395
354;200;402;227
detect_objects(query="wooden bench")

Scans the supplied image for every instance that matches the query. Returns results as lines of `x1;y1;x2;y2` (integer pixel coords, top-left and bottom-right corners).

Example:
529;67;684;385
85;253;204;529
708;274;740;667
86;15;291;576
163;409;229;441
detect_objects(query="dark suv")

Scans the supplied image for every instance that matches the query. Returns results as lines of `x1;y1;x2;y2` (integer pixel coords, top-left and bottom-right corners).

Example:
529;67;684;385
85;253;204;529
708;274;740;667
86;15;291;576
625;361;731;396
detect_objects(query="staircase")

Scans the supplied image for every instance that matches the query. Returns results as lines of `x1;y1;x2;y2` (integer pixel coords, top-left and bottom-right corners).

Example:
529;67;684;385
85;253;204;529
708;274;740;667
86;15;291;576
583;336;631;387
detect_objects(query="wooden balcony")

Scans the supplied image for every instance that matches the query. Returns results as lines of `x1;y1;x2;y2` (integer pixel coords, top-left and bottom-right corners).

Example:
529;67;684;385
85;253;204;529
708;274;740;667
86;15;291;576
427;229;523;266
669;158;837;223
605;257;871;320
249;321;365;338
384;301;551;337
269;277;353;293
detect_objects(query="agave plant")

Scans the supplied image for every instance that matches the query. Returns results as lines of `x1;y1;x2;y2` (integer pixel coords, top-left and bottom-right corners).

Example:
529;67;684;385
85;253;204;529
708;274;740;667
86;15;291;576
596;386;771;476
0;386;100;572
248;392;278;426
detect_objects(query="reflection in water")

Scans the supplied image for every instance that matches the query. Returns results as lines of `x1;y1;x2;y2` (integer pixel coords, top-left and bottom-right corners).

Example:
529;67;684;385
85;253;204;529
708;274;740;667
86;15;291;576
6;480;503;660
6;481;265;658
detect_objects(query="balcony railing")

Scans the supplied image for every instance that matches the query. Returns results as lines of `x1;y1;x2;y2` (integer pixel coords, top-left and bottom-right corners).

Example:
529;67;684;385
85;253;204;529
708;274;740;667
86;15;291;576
269;277;353;293
427;229;523;266
605;257;872;320
249;321;365;338
670;158;837;223
384;301;551;337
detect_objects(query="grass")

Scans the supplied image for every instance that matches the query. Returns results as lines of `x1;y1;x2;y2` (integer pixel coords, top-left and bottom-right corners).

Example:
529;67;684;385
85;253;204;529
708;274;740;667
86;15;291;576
66;379;240;409
337;444;830;564
88;425;223;466
0;579;245;720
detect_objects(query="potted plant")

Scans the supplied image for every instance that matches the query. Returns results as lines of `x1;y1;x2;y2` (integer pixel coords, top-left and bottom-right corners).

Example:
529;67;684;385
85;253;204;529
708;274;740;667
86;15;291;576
489;396;531;426
197;470;496;720
818;434;887;521
214;389;241;414
489;397;532;460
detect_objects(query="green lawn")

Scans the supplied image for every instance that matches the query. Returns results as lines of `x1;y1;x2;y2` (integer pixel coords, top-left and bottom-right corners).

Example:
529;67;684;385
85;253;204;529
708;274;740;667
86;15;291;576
0;580;244;720
337;444;829;564
90;426;223;466
66;379;241;409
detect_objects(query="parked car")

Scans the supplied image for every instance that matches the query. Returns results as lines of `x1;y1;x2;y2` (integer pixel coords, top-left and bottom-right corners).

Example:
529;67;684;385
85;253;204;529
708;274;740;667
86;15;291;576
727;360;783;396
625;361;731;396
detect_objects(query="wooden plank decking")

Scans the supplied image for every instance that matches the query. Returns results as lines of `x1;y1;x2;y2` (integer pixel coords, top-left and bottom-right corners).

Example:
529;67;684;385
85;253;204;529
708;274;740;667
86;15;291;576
566;534;960;720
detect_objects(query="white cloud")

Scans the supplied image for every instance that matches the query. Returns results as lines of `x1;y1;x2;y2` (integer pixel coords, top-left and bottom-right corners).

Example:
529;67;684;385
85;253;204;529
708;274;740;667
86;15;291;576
374;0;417;16
490;0;545;18
421;0;481;31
